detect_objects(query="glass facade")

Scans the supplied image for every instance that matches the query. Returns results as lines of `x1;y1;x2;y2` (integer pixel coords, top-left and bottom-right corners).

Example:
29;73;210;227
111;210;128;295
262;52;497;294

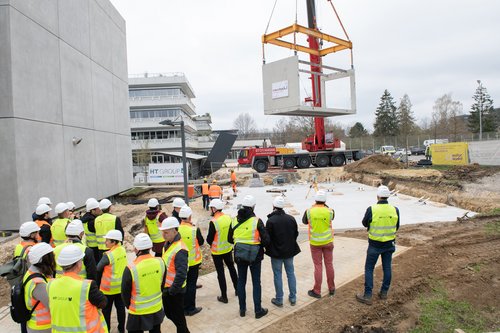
129;88;182;98
131;130;193;141
130;108;181;119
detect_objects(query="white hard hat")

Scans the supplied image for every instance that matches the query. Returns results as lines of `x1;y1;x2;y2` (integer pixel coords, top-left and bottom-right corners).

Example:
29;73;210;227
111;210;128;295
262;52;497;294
159;217;180;230
35;204;52;216
66;202;76;210
37;197;52;206
55;202;69;214
19;221;41;237
377;185;391;198
148;198;160;208
99;199;112;210
314;191;327;203
273;196;285;209
133;233;152;250
85;198;97;205
104;229;123;242
172;197;185;208
208;199;224;210
66;220;84;236
28;243;53;265
56;244;85;266
179;205;192;219
242;195;256;208
86;199;99;212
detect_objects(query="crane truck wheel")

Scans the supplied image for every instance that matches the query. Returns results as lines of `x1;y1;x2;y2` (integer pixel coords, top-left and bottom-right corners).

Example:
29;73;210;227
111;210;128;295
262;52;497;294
254;160;269;173
297;156;311;169
316;154;330;167
331;155;345;167
283;157;296;169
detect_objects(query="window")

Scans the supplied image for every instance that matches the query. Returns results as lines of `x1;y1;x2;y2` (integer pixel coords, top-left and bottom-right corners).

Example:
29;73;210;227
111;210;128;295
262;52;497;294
129;88;182;98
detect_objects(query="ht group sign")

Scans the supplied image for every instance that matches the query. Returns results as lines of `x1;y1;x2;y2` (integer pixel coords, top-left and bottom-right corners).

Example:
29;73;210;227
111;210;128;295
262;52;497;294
148;163;188;184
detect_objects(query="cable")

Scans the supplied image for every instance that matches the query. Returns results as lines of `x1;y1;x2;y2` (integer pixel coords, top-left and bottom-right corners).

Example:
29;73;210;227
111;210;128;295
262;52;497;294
264;0;278;35
327;0;350;41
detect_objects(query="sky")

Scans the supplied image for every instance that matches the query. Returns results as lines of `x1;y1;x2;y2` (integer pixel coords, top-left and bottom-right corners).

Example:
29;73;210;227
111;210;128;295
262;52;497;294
109;0;500;132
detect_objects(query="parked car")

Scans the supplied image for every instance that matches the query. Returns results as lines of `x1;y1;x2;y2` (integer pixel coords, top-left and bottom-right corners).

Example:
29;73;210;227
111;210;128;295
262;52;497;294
380;145;396;155
396;148;411;156
410;146;426;155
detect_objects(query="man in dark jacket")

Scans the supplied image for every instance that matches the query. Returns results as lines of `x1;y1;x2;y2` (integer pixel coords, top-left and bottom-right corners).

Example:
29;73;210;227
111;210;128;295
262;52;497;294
228;195;270;319
265;196;301;307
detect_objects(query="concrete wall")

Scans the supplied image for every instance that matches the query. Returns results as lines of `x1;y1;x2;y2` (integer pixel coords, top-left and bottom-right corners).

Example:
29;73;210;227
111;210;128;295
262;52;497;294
0;0;132;230
469;140;500;166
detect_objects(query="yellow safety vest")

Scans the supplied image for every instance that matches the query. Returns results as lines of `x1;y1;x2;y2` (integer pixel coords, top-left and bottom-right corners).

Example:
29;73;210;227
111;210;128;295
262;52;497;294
162;240;187;288
306;205;334;246
231;217;260;245
210;213;233;255
368;204;398;242
100;245;127;295
14;241;35;258
94;213;117;250
23;270;51;330
53;242;87;278
127;255;165;315
51;218;70;247
144;212;164;244
178;223;202;267
83;220;97;248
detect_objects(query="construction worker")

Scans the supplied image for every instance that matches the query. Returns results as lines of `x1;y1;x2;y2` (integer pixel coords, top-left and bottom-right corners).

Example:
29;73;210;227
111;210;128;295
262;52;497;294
228;195;270;319
51;202;71;247
302;190;335;299
356;185;400;305
81;198;101;264
178;205;204;316
15;222;40;259
206;199;238;304
208;179;222;202
53;220;97;280
66;201;80;219
33;204;53;246
95;199;124;261
171;197;186;222
230;169;237;196
122;233;165;333
47;244;108;332
23;242;54;333
32;197;52;221
201;178;210;210
265;196;301;307
143;198;167;257
159;217;190;333
97;230;127;333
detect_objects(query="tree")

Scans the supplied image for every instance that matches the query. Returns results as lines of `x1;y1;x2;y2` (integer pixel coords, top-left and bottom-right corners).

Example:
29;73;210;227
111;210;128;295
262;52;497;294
348;122;369;138
432;94;465;139
373;90;398;137
397;94;416;137
233;113;257;136
468;82;496;135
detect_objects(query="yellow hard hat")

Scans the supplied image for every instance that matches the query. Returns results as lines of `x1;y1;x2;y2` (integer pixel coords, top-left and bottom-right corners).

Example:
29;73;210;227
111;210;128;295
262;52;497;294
212;179;217;184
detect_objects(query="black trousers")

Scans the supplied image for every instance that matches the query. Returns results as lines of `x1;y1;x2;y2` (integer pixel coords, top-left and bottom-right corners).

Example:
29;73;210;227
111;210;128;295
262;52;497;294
202;195;209;210
103;294;126;333
163;292;190;333
212;251;238;298
128;325;160;333
184;264;200;312
89;246;100;265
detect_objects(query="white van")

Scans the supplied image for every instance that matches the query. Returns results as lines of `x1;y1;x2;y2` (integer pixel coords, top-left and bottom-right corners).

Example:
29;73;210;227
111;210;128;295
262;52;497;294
380;145;396;155
423;139;449;147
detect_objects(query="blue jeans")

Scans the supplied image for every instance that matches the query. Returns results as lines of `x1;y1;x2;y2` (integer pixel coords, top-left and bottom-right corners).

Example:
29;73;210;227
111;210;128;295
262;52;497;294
236;260;262;313
271;257;297;304
364;243;396;296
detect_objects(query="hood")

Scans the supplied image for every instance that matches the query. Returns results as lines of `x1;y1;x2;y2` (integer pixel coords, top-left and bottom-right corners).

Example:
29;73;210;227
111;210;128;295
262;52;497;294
267;208;285;219
146;209;160;220
237;206;255;223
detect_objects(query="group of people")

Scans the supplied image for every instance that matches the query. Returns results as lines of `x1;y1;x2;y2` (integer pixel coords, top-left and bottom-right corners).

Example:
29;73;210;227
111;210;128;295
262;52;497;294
14;182;400;332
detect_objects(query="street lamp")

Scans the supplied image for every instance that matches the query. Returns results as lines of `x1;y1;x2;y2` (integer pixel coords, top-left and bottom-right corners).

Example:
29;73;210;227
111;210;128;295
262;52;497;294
477;80;483;141
159;119;189;205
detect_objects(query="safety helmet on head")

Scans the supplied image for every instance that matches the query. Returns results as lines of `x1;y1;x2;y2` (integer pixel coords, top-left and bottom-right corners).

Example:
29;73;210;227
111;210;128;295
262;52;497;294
28;243;53;265
36;204;51;216
56;244;85;266
212;179;217;184
99;199;112;210
273;196;285;209
55;202;69;215
314;191;327;203
133;233;152;250
66;202;76;210
148;198;160;208
209;199;224;211
159;217;180;230
86;199;99;212
104;229;123;242
377;185;391;198
179;205;192;219
203;177;208;182
172;198;185;208
85;198;97;205
19;221;41;237
66;220;84;236
242;195;256;208
37;197;52;206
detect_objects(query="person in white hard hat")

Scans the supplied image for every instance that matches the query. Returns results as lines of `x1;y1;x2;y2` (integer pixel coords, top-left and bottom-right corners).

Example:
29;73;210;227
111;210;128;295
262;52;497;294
171;197;186;222
265;196;301;307
47;245;107;332
51;202;71;247
356;185;400;305
206;199;238;304
66;201;80;220
31;197;52;221
228;195;270;319
97;230;126;333
23;242;55;333
143;198;167;257
14;222;40;260
81;198;102;264
160;217;190;333
33;204;53;246
122;233;165;333
302;190;335;299
94;199;124;261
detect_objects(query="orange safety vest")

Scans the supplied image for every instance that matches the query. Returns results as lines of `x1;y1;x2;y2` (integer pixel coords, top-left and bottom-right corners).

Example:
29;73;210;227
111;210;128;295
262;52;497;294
209;185;222;198
34;220;54;246
202;183;209;195
162;239;188;288
231;173;236;182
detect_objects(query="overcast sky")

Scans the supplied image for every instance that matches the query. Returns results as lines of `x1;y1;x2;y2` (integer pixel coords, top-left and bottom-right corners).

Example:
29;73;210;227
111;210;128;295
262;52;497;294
110;0;500;132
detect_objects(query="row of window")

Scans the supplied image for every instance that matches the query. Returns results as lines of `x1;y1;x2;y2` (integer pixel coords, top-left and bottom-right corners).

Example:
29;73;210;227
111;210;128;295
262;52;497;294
129;88;182;98
131;130;193;141
130;109;181;119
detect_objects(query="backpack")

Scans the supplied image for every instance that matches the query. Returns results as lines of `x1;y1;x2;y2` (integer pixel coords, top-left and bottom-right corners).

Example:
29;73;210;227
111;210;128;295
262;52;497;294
0;245;32;287
10;272;46;324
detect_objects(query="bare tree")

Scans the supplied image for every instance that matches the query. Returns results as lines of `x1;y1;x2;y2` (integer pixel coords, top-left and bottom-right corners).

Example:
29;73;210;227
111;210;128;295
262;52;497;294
233;113;257;136
432;94;465;139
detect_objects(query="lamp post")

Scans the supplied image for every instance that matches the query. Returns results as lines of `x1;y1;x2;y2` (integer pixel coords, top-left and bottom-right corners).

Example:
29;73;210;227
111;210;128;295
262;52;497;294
159;119;189;205
477;80;483;141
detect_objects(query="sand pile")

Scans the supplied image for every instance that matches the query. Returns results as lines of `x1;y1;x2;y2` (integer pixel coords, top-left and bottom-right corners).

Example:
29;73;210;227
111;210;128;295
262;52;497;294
345;154;404;173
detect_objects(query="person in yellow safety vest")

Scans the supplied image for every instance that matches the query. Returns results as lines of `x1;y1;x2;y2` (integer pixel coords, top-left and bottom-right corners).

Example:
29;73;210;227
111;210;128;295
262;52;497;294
159;217;190;333
94;199;124;262
171;197;186;223
208;179;222;201
121;233;165;333
206;199;238;304
51;202;71;247
33;204;53;246
66;201;80;220
227;195;270;319
97;230;127;333
47;244;108;333
302;190;335;299
230;170;237;196
14;222;40;259
53;220;97;280
143;198;167;257
178;205;204;316
23;242;55;333
356;185;400;305
201;178;210;211
81;198;102;265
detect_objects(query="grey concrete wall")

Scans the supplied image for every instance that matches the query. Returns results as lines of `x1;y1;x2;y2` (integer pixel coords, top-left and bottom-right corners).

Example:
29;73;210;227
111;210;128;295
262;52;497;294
469;140;500;166
0;0;132;230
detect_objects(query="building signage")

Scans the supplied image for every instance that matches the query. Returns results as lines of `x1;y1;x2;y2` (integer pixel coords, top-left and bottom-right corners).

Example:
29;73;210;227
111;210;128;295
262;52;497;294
148;163;188;183
272;80;289;99
430;142;469;166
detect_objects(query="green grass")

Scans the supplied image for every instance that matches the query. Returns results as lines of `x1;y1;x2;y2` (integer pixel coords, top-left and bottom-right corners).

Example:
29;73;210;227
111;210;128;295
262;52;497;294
484;220;500;236
479;208;500;217
410;284;486;333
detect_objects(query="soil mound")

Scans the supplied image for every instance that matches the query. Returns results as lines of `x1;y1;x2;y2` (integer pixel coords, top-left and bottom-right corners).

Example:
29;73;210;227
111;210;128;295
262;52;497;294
345;155;404;173
442;164;500;182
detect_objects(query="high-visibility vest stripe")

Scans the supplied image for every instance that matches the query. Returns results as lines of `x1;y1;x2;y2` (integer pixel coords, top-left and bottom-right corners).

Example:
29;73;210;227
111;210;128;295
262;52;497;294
51;218;70;247
83;222;97;248
54;242;87;278
23;271;51;330
306;205;334;246
368;204;398;242
94;214;117;250
211;214;233;255
162;240;188;288
179;223;202;266
232;217;260;245
100;245;127;295
128;256;165;315
145;213;164;243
